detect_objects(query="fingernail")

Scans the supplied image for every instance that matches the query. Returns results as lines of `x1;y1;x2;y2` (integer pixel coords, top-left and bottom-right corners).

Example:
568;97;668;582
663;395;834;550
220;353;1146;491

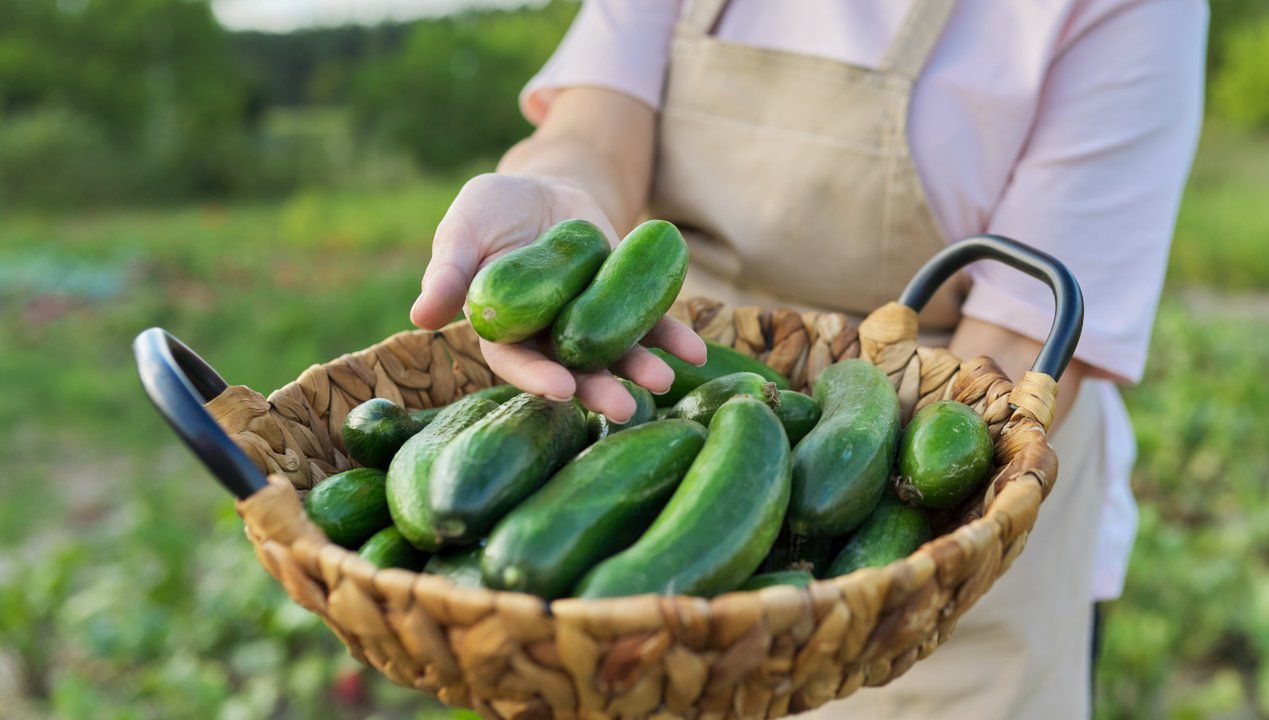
545;393;571;403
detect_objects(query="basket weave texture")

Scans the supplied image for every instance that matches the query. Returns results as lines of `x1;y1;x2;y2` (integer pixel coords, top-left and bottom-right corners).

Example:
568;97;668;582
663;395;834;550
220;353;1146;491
206;298;1059;720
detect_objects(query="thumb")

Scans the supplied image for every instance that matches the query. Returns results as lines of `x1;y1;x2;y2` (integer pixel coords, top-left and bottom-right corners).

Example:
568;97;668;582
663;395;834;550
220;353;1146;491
411;212;481;330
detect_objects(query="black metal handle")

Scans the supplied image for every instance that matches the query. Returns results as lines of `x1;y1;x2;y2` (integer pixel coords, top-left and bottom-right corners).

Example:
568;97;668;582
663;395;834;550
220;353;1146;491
898;234;1084;380
134;328;268;499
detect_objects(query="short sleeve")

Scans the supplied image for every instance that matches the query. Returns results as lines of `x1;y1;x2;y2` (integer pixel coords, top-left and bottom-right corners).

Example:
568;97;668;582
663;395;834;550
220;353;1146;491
520;0;683;125
961;0;1207;383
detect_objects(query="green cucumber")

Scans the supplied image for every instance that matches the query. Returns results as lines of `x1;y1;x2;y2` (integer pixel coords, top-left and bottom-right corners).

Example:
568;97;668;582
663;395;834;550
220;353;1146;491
895;401;993;509
668;372;779;427
482;419;707;599
655;406;673;420
465;384;522;405
358;526;429;571
760;526;836;577
650;341;789;407
789;360;900;538
552;220;689;372
773;390;821;445
587;378;657;441
739;570;813;591
428;394;588;544
386;395;501;551
826;493;930;577
342;398;423;470
303;468;391;549
425;545;485;589
467;219;610;343
409;406;442;427
576;396;791;598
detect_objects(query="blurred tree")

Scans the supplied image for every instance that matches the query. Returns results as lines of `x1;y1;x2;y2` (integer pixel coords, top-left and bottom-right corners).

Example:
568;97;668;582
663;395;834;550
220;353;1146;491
1211;16;1269;130
350;1;578;172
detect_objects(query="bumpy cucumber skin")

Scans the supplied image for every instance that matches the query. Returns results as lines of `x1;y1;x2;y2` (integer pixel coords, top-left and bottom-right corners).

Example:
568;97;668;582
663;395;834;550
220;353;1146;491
773;391;822;445
424;545;484;589
358;526;429;571
342;399;422;470
482;419;707;599
738;570;813;591
407;384;517;426
409;406;441;427
428;394;588;544
576;397;791;599
304;468;392;549
587;378;657;441
552;220;689;372
760;526;836;577
669;372;779;427
650;341;789;407
467;219;610;343
826;493;930;577
789;360;900;538
386;396;500;551
896;401;994;509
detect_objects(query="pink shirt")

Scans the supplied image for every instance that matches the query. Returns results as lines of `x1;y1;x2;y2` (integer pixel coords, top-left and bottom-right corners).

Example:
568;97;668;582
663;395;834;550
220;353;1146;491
522;0;1207;599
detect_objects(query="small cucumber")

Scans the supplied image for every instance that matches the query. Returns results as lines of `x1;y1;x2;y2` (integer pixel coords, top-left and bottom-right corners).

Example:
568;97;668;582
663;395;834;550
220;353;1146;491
467;219;610;343
552;220;689;372
655;406;673;420
669;372;780;427
409;406;442;427
303;468;391;549
576;396;791;599
790;360;900;538
587;378;657;441
895;400;994;509
358;526;429;571
386;395;501;551
424;545;485;589
650;341;790;407
428;394;588;544
464;384;522;405
482;419;707;599
342;398;422;470
826;493;930;577
773;391;821;445
760;526;836;577
738;570;813;591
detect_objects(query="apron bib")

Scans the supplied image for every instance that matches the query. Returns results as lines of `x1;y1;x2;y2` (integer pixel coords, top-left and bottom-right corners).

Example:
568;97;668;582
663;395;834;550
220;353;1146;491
649;2;1102;717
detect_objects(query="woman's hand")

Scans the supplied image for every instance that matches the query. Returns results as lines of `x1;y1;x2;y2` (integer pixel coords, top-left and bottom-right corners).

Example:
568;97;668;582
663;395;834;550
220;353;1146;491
410;173;705;422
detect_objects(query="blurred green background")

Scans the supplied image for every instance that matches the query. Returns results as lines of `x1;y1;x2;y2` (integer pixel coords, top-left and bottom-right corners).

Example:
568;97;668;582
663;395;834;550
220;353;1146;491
0;1;1266;718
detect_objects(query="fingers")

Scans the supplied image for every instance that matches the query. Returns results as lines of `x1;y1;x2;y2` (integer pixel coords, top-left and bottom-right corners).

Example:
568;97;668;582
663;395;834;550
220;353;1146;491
478;339;576;401
574;371;638;423
412;209;482;330
641;316;707;366
612;345;674;395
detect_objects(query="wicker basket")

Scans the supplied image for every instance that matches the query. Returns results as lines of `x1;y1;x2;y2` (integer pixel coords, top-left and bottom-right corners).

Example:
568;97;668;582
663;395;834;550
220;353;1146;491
135;235;1082;719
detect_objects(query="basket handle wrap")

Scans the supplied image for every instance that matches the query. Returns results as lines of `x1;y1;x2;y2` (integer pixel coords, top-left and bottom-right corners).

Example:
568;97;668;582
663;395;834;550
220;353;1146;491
897;234;1084;381
133;327;268;499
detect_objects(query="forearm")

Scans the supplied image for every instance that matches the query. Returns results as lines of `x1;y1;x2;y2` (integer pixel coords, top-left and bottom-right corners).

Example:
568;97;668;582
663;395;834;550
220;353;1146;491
948;316;1087;430
498;87;655;234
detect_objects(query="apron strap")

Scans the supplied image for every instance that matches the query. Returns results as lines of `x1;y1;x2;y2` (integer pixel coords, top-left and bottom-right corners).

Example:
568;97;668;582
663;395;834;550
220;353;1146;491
879;0;957;79
678;0;730;38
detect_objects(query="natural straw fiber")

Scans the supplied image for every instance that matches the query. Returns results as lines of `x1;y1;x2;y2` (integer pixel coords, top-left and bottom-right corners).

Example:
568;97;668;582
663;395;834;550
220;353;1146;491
209;297;1059;720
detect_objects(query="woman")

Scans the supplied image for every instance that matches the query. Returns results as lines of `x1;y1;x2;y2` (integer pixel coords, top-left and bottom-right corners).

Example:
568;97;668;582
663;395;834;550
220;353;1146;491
410;1;1206;716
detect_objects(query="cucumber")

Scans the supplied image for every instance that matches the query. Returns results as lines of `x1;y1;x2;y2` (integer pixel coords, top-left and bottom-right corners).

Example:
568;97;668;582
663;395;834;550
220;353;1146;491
552;220;689;372
738;570;813;591
789;359;900;538
587;378;657;441
386;395;501;551
668;372;779;427
428;394;588;544
773;390;821;445
655;406;673;420
358;526;429;571
425;545;485;589
464;384;522;405
466;219;610;343
895;400;993;509
303;468;391;549
760;526;836;577
342;398;423;470
409;406;442;427
650;341;789;407
482;419;707;599
575;396;791;599
826;493;930;577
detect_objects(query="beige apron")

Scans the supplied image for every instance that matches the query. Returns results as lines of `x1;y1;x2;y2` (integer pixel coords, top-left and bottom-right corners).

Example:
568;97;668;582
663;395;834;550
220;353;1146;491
650;1;1104;717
